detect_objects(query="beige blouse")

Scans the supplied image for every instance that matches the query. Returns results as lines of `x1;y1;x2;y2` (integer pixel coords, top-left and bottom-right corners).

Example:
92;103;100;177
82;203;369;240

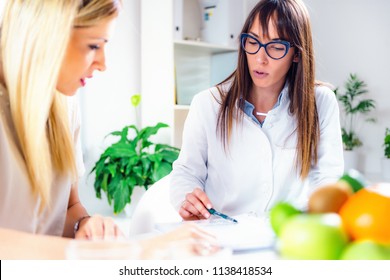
0;84;85;236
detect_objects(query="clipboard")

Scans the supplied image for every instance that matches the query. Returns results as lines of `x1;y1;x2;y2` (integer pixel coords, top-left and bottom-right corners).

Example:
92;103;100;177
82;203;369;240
155;213;276;252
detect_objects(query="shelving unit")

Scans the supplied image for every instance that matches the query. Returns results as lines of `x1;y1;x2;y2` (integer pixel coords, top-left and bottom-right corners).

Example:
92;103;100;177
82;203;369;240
174;41;237;102
174;39;237;54
141;0;256;148
173;39;238;147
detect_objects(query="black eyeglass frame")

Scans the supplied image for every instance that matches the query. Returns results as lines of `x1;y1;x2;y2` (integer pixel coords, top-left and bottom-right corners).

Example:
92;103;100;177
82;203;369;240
240;33;293;60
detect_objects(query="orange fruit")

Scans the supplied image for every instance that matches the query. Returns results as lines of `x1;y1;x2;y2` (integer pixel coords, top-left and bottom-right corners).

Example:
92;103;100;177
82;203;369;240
339;183;390;244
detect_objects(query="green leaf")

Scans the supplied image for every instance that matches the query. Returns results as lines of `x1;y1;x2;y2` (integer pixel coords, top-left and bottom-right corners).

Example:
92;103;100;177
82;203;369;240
106;130;122;138
127;176;138;187
342;128;362;150
351;100;375;114
101;173;109;193
156;149;180;163
93;175;102;198
90;117;180;213
155;143;180;152
141;157;151;170
138;123;168;143
106;164;117;177
152;161;172;182
132;165;143;178
91;157;106;175
102;142;137;159
113;181;131;214
107;175;123;203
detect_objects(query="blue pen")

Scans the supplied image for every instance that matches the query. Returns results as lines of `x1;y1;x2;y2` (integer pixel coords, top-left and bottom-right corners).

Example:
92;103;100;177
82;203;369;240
208;208;238;223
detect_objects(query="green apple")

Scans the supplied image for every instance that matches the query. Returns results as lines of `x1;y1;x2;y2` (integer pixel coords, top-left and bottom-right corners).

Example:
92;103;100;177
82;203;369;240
340;240;390;260
279;213;349;260
270;202;301;236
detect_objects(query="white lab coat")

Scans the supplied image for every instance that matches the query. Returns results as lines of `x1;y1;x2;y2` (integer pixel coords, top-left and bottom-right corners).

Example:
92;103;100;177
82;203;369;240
170;84;344;216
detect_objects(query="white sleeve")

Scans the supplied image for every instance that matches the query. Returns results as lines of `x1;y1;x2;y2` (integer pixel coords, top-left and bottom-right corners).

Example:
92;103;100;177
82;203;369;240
169;93;209;212
308;86;344;189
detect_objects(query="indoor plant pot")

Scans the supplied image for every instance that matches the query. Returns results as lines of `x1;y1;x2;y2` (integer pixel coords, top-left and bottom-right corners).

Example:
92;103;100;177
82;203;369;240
343;150;359;172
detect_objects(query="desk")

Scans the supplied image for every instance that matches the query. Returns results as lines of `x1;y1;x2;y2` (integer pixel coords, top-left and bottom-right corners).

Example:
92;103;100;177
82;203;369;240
113;216;280;260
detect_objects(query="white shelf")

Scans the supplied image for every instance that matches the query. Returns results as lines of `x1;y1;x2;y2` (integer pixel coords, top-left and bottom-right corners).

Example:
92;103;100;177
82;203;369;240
174;39;237;55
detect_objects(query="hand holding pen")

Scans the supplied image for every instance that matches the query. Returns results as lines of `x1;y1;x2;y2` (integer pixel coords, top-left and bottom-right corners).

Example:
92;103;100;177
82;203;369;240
179;188;214;221
179;188;238;223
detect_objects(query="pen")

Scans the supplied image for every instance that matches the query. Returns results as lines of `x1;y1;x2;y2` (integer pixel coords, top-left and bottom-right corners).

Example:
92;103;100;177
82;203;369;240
208;208;238;223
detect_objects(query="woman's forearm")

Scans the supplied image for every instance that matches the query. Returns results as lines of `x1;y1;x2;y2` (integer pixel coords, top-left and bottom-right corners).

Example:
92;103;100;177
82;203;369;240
0;228;70;259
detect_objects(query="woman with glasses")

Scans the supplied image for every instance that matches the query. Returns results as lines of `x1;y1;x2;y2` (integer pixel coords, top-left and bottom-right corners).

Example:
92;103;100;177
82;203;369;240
170;0;344;220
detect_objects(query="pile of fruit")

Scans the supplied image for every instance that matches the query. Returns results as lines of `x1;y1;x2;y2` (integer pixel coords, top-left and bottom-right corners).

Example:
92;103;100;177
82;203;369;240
269;170;390;260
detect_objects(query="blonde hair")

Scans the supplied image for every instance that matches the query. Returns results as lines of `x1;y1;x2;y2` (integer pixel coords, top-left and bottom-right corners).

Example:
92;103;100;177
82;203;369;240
0;0;121;207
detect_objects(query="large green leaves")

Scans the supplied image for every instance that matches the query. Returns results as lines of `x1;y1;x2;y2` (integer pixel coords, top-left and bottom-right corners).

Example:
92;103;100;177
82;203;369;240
91;122;180;214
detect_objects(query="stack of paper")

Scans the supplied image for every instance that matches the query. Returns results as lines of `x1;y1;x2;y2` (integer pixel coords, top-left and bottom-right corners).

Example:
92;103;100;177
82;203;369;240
156;214;276;252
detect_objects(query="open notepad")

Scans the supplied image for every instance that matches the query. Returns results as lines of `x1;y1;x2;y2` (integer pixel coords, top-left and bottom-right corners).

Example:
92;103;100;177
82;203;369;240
155;214;276;252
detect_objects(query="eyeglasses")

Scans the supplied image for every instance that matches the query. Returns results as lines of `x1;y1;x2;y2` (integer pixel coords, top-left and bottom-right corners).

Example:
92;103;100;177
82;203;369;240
241;33;293;60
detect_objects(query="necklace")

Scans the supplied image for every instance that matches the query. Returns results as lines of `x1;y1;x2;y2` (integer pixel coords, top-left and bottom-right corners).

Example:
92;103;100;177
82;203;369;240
256;112;268;116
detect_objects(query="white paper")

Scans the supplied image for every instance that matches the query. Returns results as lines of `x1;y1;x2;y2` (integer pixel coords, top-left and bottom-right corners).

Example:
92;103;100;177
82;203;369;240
155;214;276;252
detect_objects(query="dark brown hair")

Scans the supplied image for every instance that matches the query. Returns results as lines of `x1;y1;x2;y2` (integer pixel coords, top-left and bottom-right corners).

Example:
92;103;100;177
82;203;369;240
216;0;319;178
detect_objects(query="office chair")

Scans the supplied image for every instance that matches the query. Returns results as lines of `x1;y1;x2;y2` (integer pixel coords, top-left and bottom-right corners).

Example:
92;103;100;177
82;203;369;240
128;174;181;237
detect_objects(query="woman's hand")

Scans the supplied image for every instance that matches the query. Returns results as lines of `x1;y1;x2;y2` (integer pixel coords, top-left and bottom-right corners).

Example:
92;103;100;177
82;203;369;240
74;215;124;240
139;223;219;259
179;188;213;221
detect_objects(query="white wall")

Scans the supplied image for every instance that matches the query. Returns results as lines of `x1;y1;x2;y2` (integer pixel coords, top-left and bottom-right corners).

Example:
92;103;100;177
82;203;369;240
305;0;390;174
79;0;141;215
140;0;174;144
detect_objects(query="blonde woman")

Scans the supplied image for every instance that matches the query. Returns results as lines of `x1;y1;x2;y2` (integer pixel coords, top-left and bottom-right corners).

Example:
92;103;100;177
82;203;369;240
170;0;344;220
0;0;216;259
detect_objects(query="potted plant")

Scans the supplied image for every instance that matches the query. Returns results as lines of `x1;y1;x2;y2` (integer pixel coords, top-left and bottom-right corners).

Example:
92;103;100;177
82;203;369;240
334;73;376;171
382;128;390;180
91;94;180;214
